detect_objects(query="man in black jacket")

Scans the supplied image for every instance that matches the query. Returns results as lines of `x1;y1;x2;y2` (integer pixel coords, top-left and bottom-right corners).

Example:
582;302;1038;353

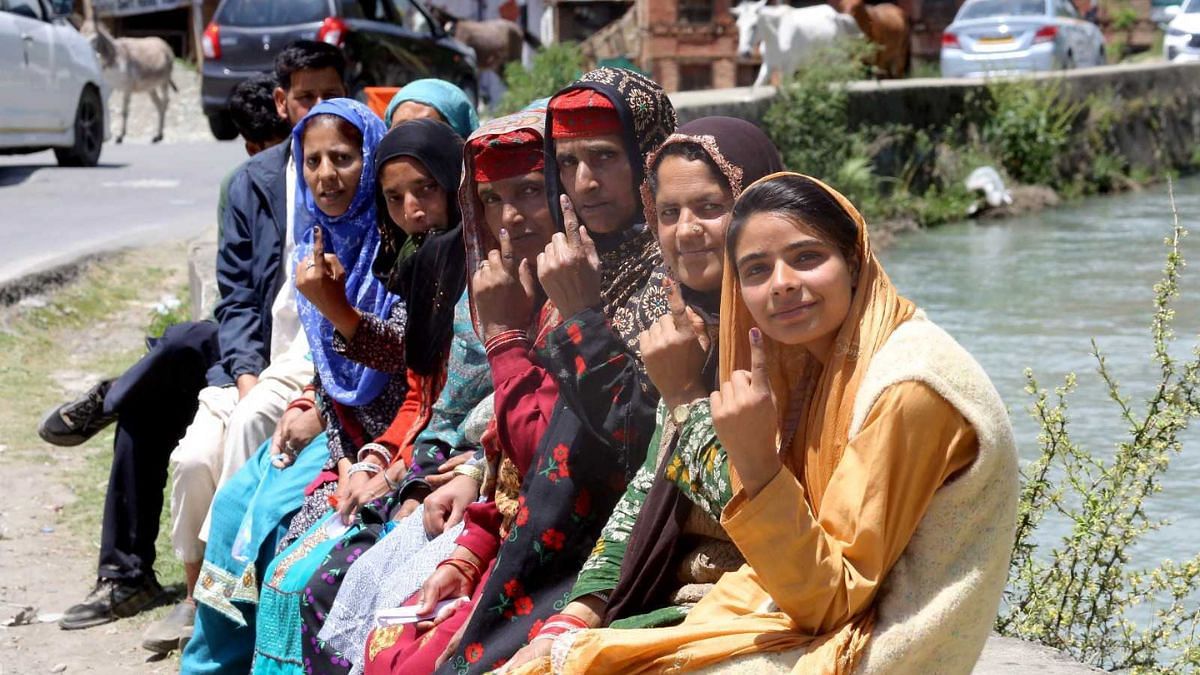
42;41;346;635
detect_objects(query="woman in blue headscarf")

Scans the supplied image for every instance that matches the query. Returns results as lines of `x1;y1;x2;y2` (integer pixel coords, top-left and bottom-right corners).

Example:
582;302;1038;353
384;78;479;137
183;99;405;675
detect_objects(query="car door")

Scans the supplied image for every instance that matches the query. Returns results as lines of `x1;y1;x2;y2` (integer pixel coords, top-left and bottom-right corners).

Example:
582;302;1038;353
0;4;33;133
6;0;58;129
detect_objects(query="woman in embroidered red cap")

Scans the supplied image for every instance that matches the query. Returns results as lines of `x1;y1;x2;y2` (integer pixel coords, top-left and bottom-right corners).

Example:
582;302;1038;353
351;107;562;675
418;67;678;675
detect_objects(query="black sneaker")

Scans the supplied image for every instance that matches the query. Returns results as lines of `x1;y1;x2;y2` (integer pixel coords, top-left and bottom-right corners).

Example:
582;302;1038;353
38;378;117;446
59;576;166;630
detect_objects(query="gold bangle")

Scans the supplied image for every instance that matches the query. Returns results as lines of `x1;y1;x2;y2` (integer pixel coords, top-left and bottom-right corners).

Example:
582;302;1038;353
452;463;485;483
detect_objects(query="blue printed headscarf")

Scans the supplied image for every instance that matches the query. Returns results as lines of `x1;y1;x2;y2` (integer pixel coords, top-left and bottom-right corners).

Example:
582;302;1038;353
384;79;479;137
292;98;394;407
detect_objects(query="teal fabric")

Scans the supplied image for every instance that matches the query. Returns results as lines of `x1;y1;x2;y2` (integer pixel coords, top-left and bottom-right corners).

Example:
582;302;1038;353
252;516;346;673
182;434;329;673
384;79;479;136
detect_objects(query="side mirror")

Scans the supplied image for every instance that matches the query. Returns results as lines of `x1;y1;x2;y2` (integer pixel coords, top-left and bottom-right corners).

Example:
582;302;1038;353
1164;5;1181;19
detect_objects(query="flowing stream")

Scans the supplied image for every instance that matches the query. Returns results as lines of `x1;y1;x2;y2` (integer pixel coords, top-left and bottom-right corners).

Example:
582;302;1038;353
881;176;1200;569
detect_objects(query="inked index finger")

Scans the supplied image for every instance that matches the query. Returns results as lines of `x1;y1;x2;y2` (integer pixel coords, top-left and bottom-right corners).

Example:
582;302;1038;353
498;227;516;273
748;327;770;394
560;193;582;247
664;277;689;331
312;226;326;273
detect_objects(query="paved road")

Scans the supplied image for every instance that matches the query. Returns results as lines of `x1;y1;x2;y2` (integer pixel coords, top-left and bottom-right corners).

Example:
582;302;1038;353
0;139;245;286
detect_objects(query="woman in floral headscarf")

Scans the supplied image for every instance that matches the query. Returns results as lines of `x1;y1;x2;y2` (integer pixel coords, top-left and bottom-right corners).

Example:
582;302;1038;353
415;67;678;675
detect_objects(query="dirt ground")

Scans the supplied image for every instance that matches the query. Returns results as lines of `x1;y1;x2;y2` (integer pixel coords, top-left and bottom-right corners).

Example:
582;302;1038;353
0;246;191;674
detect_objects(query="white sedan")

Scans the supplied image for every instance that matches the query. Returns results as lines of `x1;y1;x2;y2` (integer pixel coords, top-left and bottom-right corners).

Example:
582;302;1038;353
941;0;1107;78
0;0;110;166
1163;0;1200;62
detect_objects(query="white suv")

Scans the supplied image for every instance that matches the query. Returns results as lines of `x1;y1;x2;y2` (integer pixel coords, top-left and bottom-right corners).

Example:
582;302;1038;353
0;0;109;166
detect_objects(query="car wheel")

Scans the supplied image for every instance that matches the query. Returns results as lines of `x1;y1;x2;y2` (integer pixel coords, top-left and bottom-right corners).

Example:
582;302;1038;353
54;86;103;167
207;111;240;141
1063;50;1075;70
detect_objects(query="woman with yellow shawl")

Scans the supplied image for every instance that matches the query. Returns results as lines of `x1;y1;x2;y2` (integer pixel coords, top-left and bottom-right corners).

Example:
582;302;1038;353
511;173;1019;674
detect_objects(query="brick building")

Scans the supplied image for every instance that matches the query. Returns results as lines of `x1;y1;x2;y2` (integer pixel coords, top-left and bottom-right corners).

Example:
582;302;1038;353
557;0;758;92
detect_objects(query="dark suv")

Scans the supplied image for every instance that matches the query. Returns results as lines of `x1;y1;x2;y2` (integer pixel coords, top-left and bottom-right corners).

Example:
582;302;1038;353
200;0;477;140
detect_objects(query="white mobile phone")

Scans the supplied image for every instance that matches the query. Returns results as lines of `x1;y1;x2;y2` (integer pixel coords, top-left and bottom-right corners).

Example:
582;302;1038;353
375;598;466;627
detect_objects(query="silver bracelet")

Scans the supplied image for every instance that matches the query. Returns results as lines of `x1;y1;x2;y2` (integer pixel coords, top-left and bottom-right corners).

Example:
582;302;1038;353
347;461;383;478
356;442;391;463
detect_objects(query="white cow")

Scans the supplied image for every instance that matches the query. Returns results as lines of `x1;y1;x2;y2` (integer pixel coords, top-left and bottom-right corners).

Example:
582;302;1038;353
732;0;862;88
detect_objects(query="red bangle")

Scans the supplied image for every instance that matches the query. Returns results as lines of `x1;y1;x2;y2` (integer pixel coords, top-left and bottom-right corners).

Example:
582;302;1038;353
544;613;588;630
436;557;481;586
287;397;315;414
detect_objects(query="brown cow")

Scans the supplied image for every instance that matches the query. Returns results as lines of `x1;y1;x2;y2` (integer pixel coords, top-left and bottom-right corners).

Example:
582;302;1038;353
840;0;912;79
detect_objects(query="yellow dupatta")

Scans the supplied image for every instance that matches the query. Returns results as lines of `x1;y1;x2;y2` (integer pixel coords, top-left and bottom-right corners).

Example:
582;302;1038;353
716;172;916;671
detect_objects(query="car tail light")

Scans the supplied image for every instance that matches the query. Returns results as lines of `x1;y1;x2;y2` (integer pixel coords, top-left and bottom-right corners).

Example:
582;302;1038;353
202;22;220;60
942;32;960;48
1034;25;1058;44
317;17;348;47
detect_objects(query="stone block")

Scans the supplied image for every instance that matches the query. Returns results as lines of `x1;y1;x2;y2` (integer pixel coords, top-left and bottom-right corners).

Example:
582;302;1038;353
188;237;219;322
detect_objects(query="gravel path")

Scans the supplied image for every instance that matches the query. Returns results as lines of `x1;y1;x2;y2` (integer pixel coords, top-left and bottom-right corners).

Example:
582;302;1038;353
106;60;214;145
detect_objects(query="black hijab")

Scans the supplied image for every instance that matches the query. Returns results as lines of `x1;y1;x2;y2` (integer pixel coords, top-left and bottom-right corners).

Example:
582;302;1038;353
372;118;468;375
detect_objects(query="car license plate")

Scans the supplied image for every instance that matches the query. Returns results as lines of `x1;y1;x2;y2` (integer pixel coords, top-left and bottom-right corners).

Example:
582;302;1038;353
978;36;1015;44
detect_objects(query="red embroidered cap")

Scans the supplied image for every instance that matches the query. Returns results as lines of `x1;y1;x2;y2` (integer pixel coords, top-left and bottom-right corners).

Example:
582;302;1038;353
471;129;545;183
549;88;621;140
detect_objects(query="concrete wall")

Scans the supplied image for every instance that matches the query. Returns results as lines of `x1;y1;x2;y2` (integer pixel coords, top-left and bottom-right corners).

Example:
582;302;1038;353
670;62;1200;176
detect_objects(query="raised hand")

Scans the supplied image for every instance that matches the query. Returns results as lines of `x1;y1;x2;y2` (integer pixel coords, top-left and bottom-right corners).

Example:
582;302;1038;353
421;473;480;537
472;227;538;341
296;227;360;338
638;278;711;408
710;327;782;498
537;194;602;318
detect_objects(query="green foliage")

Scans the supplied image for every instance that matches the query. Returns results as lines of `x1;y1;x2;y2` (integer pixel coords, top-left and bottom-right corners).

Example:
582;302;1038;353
763;41;873;197
496;43;585;115
146;293;190;338
982;80;1081;187
998;186;1200;672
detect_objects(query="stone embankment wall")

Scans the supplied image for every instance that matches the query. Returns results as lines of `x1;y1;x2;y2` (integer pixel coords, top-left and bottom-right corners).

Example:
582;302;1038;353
671;62;1200;177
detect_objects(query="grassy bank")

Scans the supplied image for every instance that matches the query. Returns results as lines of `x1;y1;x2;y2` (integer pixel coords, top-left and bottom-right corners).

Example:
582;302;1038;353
0;245;192;596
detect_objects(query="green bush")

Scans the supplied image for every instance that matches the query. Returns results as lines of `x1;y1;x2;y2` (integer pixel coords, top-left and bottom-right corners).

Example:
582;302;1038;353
998;186;1200;672
496;42;585;115
982;80;1081;188
762;41;873;202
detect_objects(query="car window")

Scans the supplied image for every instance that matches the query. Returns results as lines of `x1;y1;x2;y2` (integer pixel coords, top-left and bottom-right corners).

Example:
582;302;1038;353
1056;0;1080;18
1186;0;1199;13
391;0;434;32
5;0;46;21
341;0;392;21
959;0;1048;19
216;0;331;26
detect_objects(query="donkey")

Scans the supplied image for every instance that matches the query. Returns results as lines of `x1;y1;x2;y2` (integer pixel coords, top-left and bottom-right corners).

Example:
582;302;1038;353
89;26;176;143
732;0;862;88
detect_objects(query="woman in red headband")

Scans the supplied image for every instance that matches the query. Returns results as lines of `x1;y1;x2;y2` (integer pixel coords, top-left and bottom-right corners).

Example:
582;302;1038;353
358;107;563;675
430;67;678;675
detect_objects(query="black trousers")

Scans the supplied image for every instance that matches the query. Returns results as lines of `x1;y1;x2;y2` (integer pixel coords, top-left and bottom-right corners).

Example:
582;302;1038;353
96;321;221;584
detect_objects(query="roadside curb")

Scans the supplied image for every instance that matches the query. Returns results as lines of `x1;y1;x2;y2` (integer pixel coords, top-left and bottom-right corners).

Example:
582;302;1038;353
0;252;122;307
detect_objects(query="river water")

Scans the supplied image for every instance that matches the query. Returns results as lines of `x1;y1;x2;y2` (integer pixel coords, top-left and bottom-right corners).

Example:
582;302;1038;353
880;176;1200;567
